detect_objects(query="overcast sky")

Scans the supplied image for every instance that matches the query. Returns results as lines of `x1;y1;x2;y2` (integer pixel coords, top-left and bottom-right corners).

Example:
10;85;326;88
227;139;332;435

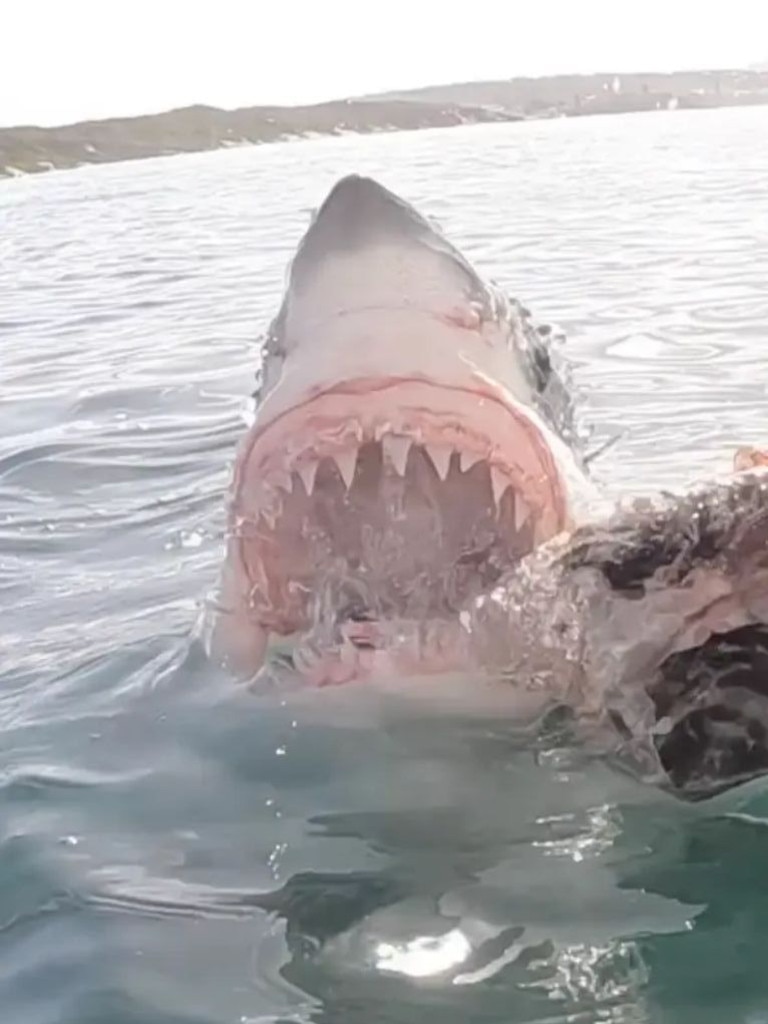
2;0;767;127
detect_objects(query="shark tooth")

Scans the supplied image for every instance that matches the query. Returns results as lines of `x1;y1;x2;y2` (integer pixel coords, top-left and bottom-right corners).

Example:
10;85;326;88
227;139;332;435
425;444;453;481
261;503;280;530
460;450;484;473
333;450;358;490
383;435;412;476
490;468;509;511
297;460;319;495
248;557;271;598
515;498;530;532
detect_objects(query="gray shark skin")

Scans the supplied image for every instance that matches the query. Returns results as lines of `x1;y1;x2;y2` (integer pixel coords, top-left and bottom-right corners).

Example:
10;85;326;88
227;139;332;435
212;174;768;804
257;174;580;448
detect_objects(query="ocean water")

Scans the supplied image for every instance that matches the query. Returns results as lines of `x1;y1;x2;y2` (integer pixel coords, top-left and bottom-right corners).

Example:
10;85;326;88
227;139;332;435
2;105;768;1023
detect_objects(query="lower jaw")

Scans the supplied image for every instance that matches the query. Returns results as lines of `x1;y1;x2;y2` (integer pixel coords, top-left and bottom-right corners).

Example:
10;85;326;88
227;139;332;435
290;615;477;688
275;617;559;725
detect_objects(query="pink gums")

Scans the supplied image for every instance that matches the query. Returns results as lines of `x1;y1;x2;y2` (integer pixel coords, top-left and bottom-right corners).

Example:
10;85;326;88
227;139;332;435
217;375;570;683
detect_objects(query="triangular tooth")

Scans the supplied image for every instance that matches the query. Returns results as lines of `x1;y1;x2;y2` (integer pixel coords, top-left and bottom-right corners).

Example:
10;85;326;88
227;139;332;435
383;435;411;476
298;460;319;495
460;450;483;473
261;502;280;530
333;450;357;490
248;558;270;599
490;468;509;510
425;444;452;481
515;497;530;532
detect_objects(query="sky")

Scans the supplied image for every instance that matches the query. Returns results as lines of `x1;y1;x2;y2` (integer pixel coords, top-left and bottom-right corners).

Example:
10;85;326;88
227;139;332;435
2;0;767;127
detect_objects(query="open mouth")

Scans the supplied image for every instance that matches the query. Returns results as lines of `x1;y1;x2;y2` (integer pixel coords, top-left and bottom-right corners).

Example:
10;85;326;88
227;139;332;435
231;382;566;640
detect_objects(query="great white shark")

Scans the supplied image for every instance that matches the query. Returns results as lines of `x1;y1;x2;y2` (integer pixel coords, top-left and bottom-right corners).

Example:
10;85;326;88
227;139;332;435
210;174;768;802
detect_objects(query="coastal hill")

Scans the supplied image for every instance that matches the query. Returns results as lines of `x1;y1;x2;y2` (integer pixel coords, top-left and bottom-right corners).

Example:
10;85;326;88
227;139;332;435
363;69;768;115
3;68;768;180
0;99;518;179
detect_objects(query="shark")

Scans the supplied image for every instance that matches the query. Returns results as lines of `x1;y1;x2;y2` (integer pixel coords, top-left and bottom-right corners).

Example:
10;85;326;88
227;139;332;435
210;174;768;802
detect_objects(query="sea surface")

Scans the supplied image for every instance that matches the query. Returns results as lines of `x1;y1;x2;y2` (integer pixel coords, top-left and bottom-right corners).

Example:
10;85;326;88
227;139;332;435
2;105;768;1024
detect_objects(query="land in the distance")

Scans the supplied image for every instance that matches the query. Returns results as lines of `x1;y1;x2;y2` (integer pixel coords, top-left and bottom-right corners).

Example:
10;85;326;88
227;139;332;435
3;69;768;180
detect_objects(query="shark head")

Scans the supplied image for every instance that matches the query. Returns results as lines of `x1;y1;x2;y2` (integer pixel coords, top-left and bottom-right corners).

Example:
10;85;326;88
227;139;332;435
213;175;590;682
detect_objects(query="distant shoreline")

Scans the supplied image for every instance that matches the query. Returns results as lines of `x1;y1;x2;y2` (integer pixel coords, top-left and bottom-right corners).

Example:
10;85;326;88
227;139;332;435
3;68;768;181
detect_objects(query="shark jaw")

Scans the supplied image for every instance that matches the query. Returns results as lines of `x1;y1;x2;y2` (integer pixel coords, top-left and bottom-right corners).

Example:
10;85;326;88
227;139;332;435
228;375;569;662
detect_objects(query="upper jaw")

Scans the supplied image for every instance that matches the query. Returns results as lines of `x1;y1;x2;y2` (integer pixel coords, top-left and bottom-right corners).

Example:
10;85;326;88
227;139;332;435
233;378;569;541
237;430;552;546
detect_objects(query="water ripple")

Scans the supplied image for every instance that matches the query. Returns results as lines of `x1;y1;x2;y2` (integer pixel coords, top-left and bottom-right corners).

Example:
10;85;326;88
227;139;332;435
2;105;768;1022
